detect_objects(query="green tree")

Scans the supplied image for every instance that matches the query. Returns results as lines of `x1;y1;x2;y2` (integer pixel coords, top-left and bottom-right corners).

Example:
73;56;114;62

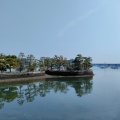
39;57;45;71
18;52;25;72
37;59;43;71
0;53;6;73
73;54;83;70
39;57;54;71
44;57;52;70
83;57;92;70
62;57;69;70
53;55;68;71
26;54;36;72
50;58;54;70
6;55;18;72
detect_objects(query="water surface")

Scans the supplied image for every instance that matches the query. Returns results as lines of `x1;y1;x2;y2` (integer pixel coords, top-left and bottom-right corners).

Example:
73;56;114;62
0;68;120;120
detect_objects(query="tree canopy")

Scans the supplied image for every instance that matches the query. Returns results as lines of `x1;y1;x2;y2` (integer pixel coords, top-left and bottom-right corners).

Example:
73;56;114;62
0;53;92;72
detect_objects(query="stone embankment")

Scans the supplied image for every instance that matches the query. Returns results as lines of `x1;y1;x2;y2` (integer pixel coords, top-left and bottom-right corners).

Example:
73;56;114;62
0;72;47;84
0;72;45;79
0;71;94;84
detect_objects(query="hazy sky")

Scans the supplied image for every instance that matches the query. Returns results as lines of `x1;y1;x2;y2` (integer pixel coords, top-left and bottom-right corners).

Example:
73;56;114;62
0;0;120;63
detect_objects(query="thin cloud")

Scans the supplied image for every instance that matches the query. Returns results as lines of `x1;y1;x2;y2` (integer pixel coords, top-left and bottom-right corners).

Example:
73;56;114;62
57;9;97;37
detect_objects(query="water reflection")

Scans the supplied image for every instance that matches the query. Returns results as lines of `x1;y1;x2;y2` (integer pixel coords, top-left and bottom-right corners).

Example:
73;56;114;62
0;86;18;109
45;77;93;97
0;77;93;109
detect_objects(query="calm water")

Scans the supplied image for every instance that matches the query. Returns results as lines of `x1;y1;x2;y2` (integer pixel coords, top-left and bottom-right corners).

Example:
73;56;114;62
1;67;120;120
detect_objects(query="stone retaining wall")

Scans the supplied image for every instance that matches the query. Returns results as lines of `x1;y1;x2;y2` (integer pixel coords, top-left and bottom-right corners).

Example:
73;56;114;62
0;72;45;79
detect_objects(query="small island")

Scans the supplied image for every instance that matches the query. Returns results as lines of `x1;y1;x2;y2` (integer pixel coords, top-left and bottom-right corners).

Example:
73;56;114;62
45;54;93;76
0;53;93;82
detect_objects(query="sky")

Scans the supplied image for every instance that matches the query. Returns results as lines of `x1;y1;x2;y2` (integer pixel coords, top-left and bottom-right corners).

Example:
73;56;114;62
0;0;120;63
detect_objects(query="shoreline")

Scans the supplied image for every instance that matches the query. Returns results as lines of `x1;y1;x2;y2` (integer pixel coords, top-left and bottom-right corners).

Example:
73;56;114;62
0;74;94;84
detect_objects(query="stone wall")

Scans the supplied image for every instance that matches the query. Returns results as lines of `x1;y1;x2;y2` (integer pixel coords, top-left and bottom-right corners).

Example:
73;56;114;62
0;72;45;79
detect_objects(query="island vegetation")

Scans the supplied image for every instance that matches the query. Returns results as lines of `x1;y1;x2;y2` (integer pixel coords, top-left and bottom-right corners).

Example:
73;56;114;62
0;52;93;79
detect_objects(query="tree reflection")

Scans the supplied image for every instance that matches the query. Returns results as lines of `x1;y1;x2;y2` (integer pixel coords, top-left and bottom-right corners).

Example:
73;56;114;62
0;86;18;102
0;98;4;109
45;77;93;97
0;86;18;109
17;85;25;105
0;77;93;109
25;83;38;102
69;78;93;97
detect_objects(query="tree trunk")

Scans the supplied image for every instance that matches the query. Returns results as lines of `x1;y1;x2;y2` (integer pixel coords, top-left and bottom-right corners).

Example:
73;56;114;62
10;66;11;73
50;64;52;70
